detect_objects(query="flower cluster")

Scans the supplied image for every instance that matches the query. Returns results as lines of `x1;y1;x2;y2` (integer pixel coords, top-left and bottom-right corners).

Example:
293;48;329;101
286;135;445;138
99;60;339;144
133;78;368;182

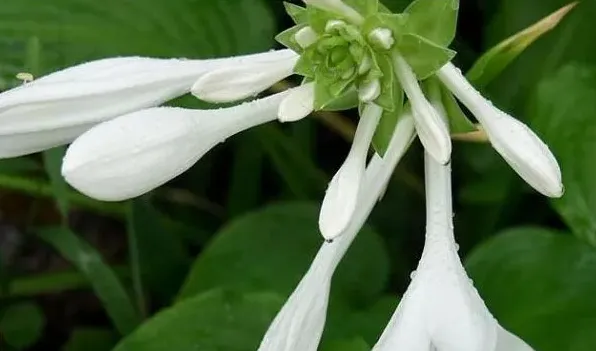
0;0;563;350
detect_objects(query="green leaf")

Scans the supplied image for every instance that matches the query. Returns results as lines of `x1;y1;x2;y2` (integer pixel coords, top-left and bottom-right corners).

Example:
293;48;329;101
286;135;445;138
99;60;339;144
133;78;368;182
403;0;459;47
323;88;360;111
466;227;596;351
127;200;190;304
257;125;327;199
37;227;141;335
466;2;577;89
529;64;596;246
113;290;283;351
0;302;45;349
373;53;398;111
43;146;70;219
396;33;456;79
177;202;389;305
0;0;276;81
284;2;308;24
362;13;409;39
0;158;40;175
372;56;404;155
322;338;370;351
63;328;118;351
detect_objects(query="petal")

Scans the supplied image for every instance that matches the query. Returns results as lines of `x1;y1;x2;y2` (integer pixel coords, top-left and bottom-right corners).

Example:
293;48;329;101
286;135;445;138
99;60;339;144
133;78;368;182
191;50;298;103
0;50;292;158
494;325;535;351
393;54;451;164
319;103;382;240
278;82;315;122
436;63;563;197
258;245;335;351
372;286;432;351
417;152;498;351
259;114;416;351
62;91;289;201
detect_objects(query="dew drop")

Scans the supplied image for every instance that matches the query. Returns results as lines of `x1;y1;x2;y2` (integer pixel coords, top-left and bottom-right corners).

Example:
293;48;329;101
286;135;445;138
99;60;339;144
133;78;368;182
410;270;418;280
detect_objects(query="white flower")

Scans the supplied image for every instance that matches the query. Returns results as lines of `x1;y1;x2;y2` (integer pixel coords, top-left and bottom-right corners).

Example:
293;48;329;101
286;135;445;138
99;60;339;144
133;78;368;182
258;114;416;351
318;103;383;240
0;49;297;158
436;63;563;198
371;152;534;351
393;53;452;165
61;91;290;201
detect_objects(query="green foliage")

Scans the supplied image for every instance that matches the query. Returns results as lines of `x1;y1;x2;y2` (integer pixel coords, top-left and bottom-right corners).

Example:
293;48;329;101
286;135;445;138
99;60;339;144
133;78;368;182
178;202;389;305
37;228;141;335
530;64;596;246
467;228;596;351
63;328;118;351
113;290;283;351
0;302;45;349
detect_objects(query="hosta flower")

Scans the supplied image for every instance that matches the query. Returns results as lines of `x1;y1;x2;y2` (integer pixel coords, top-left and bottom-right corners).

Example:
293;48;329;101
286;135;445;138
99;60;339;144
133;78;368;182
0;49;297;158
371;152;534;351
259;113;416;351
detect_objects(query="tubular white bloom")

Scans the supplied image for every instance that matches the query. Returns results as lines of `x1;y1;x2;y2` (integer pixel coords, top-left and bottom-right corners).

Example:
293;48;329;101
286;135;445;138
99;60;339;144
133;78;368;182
436;63;563;198
61;91;290;202
258;114;416;351
0;49;296;158
393;54;452;165
319;103;382;241
372;152;535;351
278;82;316;122
190;50;298;103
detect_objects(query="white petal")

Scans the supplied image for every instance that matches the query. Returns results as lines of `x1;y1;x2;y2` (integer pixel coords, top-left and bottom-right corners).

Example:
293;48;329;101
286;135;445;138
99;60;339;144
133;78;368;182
494;325;535;351
0;50;293;158
278;82;315;122
62;92;288;201
259;114;416;351
393;54;451;164
319;103;382;240
191;50;298;103
436;63;563;198
295;26;319;49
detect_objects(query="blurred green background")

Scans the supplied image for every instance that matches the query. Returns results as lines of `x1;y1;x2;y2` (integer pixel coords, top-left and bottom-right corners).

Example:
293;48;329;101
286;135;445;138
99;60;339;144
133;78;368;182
1;0;596;350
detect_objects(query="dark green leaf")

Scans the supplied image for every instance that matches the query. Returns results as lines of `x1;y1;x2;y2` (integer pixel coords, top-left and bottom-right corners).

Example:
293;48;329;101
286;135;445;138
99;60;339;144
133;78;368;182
38;228;140;335
63;328;118;351
43;146;69;219
321;338;370;351
0;302;45;349
113;290;283;351
530;64;596;245
177;202;389;305
466;227;596;351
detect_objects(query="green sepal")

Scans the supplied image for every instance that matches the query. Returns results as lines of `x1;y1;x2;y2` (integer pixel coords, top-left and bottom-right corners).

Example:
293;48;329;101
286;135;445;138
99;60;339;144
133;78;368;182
323;88;359;111
294;46;317;78
371;53;396;111
396;33;456;79
344;0;379;17
314;72;355;110
372;82;404;156
284;2;309;25
440;84;476;134
362;13;409;41
308;7;340;33
403;0;459;47
275;24;308;53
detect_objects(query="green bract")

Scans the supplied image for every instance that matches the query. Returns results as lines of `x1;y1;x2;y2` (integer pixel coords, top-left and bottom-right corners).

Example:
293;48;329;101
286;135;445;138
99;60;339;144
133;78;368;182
277;0;467;155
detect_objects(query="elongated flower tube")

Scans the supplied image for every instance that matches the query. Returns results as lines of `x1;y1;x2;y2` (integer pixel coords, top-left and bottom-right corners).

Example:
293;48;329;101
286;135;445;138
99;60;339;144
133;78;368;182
372;152;534;351
62;91;290;201
0;49;297;158
319;103;383;240
258;114;416;351
436;63;563;198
